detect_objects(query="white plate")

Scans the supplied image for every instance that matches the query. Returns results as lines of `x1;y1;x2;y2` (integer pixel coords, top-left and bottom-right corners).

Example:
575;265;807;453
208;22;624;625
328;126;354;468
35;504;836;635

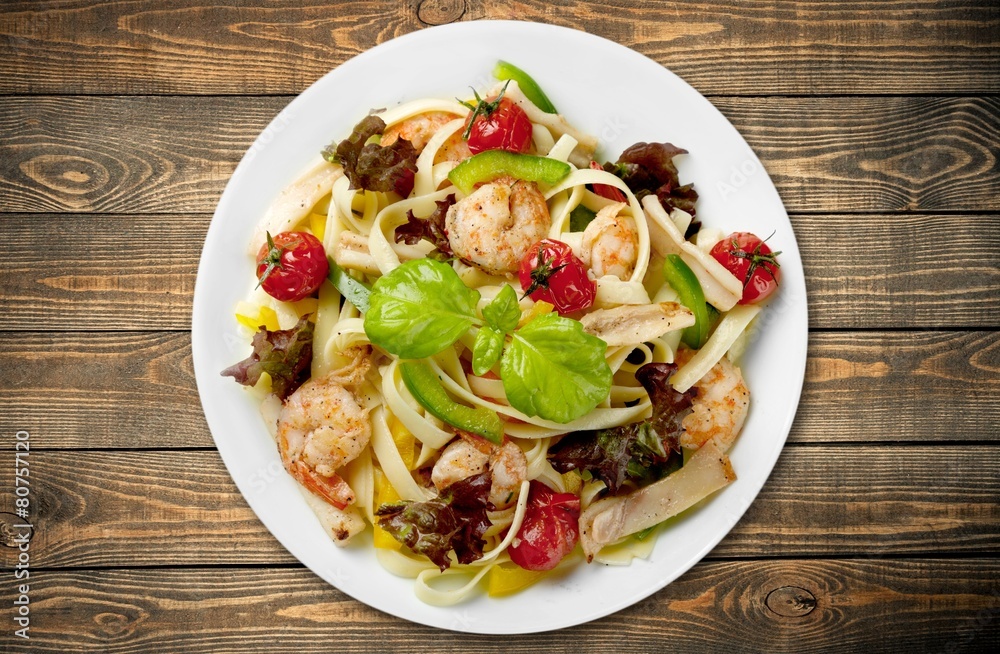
192;20;808;634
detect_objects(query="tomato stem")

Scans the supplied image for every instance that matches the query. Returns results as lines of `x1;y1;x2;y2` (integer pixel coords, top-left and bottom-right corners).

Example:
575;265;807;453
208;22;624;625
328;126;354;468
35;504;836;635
458;80;511;140
521;246;567;299
256;231;286;289
729;231;781;289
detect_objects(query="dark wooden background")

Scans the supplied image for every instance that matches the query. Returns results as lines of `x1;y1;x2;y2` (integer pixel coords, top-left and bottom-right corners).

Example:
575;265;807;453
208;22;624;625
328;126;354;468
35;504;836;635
1;0;998;651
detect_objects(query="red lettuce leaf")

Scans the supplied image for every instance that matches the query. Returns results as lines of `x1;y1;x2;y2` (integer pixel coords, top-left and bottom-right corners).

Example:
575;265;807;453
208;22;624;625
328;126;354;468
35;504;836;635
394;193;456;259
375;471;493;571
221;317;313;401
548;362;694;493
324;114;418;197
603;141;700;230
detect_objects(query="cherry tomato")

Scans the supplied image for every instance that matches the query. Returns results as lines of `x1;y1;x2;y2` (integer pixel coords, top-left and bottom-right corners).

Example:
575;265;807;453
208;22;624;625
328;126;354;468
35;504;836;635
518;239;596;315
589;160;627;202
508;481;581;571
256;231;329;302
709;232;781;304
465;95;532;155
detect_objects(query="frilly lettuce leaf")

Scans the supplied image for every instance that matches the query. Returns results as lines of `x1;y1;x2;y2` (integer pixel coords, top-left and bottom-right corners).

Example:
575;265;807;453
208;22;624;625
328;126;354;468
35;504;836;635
325;114;418;197
375;471;493;571
395;194;455;259
221;317;313;401
604;141;700;234
548;362;694;493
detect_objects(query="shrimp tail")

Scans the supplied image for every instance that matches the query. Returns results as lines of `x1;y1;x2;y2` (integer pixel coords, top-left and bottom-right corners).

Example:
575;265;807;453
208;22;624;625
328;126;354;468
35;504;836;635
287;460;355;509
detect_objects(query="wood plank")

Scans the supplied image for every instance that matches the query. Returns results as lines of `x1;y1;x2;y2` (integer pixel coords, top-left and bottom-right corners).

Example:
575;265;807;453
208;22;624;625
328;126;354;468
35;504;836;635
0;446;996;568
794;214;1000;329
0;333;205;448
1;561;998;651
2;211;997;331
0;96;997;214
1;331;997;450
0;215;205;331
0;1;997;96
795;331;1000;443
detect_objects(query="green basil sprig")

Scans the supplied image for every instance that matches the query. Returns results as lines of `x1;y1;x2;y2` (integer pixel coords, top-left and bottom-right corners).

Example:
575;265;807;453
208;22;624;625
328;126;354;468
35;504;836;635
363;259;612;423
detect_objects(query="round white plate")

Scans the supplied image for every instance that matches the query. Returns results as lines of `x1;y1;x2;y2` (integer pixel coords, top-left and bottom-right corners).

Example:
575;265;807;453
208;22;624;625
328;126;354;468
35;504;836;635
192;20;808;634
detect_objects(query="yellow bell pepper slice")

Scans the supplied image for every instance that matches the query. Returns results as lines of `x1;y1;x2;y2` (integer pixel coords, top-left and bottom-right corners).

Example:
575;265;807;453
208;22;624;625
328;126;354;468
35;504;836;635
289;297;319;319
388;414;418;470
309;212;327;243
235;304;280;332
373;469;402;550
517;300;554;328
487;561;548;597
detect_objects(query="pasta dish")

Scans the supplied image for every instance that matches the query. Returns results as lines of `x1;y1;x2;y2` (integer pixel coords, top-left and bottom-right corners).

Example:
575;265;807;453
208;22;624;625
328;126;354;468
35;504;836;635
221;61;781;605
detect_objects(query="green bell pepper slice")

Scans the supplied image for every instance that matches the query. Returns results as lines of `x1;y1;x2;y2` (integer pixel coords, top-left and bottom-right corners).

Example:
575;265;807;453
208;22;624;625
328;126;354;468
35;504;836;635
448;150;571;195
493;60;558;114
327;257;372;313
662;254;709;349
400;360;504;444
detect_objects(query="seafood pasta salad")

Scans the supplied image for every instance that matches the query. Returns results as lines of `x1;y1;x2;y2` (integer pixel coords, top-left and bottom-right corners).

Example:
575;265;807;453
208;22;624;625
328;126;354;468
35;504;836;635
222;62;781;605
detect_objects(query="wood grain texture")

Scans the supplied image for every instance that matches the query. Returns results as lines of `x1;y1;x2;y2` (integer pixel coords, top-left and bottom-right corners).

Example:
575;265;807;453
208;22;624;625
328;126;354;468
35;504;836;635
2;331;997;449
0;446;996;568
0;1;997;96
796;331;1000;443
1;561;998;652
1;0;996;650
0;215;206;330
0;96;997;214
794;214;1000;329
1;211;997;331
721;96;1000;213
0;333;204;448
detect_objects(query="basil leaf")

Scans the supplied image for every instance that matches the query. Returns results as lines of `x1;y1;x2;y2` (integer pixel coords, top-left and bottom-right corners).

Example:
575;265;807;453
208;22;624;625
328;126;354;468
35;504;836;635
482;284;520;334
501;313;612;423
364;259;480;358
472;327;505;377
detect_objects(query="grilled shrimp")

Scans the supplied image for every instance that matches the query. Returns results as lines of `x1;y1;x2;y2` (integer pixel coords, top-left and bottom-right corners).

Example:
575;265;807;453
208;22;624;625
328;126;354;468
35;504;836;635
445;176;551;276
277;346;372;509
431;436;528;509
680;355;749;452
580;202;639;280
380;111;471;162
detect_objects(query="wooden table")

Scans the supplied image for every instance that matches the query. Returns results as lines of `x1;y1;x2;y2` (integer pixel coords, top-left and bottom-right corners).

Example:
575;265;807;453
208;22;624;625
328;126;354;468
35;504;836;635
1;1;998;651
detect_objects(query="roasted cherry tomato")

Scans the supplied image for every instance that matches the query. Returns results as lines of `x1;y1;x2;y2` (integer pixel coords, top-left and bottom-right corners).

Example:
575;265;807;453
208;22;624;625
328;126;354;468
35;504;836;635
709;232;781;304
508;481;581;571
256;231;329;302
518;239;596;315
589;160;627;202
463;85;533;155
